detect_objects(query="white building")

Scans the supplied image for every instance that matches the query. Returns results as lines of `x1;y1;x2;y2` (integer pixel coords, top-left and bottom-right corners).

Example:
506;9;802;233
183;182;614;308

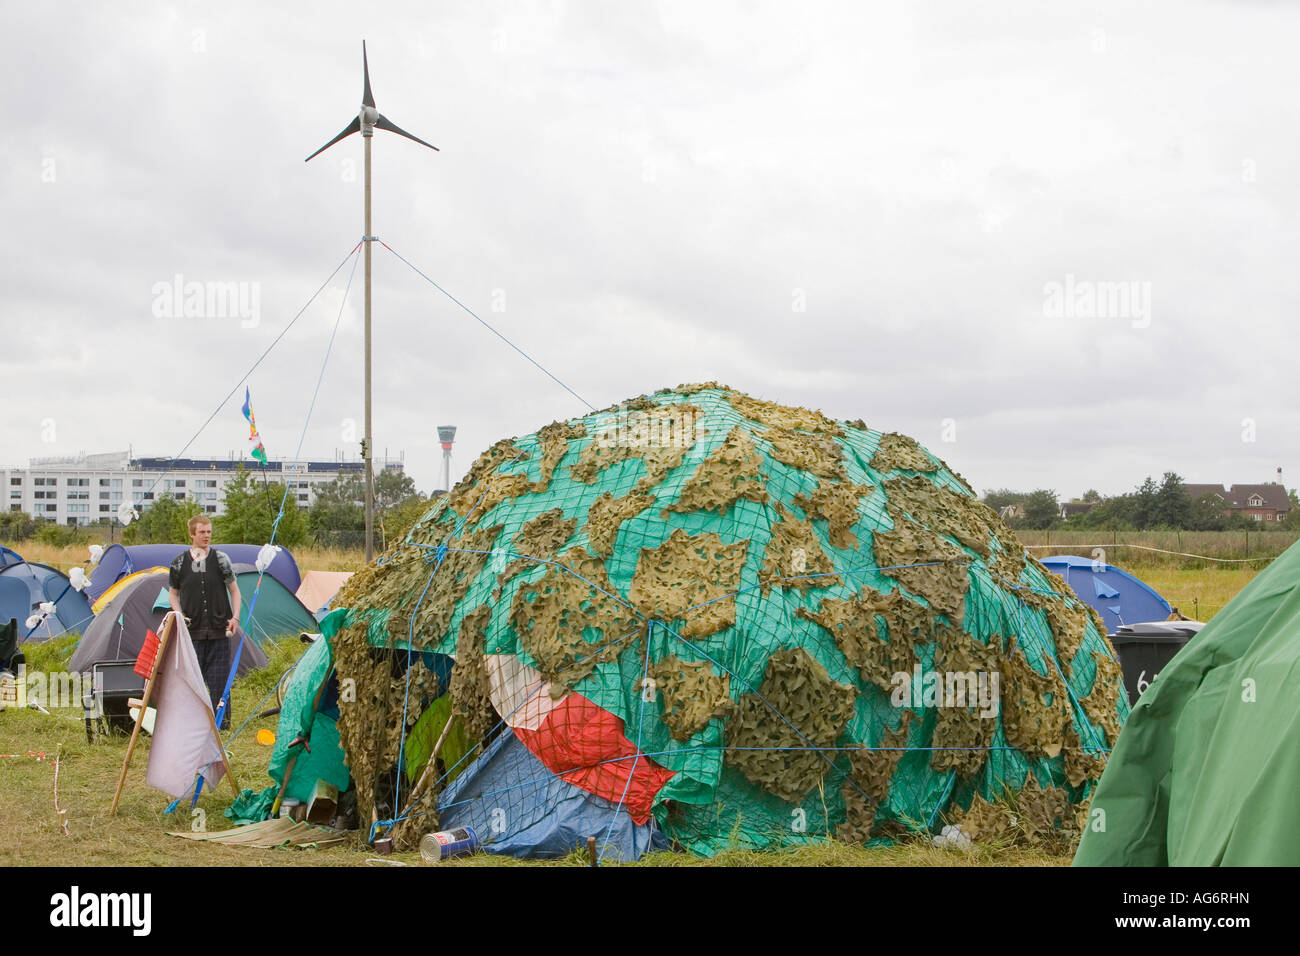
3;450;405;526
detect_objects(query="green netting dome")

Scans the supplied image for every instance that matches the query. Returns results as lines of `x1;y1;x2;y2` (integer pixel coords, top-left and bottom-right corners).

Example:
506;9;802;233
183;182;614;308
331;383;1128;855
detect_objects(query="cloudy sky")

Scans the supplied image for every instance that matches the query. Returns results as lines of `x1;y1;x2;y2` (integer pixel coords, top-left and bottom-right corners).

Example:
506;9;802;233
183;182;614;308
4;0;1296;500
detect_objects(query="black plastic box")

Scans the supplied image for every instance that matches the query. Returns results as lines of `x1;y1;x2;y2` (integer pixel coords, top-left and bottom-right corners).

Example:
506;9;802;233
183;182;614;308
1109;621;1202;705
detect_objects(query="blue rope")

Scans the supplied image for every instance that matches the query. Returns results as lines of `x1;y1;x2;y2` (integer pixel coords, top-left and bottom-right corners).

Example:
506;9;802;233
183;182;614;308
598;620;655;864
651;619;867;802
394;565;441;816
192;243;361;803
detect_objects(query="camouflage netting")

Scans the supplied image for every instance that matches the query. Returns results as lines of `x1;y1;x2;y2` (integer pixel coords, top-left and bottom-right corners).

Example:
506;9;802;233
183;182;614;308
327;383;1129;855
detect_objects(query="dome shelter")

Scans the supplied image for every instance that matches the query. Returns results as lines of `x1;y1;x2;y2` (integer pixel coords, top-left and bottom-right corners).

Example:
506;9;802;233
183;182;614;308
307;384;1129;857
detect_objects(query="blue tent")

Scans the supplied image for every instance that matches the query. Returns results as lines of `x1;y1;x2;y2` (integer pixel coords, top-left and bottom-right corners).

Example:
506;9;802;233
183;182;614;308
438;725;669;861
1039;555;1173;630
0;545;23;569
0;561;95;642
86;543;302;604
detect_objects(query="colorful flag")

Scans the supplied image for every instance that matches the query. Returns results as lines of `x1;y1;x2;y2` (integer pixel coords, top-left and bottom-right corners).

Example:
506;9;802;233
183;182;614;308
242;387;268;465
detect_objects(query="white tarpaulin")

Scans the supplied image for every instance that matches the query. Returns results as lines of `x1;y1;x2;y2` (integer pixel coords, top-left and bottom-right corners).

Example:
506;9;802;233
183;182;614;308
145;612;226;798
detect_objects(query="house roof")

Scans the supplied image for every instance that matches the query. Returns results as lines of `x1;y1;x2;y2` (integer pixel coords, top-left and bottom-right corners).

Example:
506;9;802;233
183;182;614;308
1184;483;1290;511
1227;484;1291;511
1184;483;1228;501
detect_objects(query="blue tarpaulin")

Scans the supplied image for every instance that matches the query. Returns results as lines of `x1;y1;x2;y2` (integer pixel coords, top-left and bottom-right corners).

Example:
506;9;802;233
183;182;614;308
438;725;669;861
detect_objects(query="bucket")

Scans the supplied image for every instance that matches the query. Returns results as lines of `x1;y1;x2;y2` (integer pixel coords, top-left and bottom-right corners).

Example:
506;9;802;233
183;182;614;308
420;827;479;863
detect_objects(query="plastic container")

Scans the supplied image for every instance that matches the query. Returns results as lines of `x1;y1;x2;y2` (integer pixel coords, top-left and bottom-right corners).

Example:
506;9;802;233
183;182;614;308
420;826;479;862
1109;621;1202;704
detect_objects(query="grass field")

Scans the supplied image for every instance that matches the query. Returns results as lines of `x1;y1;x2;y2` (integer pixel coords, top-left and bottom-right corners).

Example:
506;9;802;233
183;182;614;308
0;540;1268;867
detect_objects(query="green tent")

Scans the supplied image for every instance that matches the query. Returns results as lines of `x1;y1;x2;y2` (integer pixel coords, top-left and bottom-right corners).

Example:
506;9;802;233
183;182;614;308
231;566;320;643
1074;539;1300;866
228;628;350;822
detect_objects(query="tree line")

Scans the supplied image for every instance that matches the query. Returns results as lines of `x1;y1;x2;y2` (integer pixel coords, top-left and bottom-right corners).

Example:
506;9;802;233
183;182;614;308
985;473;1300;532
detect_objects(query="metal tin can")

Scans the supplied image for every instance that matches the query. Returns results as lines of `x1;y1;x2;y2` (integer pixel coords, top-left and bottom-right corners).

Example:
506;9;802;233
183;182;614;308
419;826;479;863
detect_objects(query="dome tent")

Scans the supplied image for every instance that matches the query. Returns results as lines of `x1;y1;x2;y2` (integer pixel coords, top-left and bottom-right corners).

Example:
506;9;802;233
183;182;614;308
1038;555;1173;629
86;543;302;605
291;385;1130;857
0;561;95;643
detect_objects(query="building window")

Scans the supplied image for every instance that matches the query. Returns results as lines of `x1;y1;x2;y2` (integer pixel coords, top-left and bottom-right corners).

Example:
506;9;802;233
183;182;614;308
99;478;111;486
298;494;309;502
68;504;88;513
9;504;19;512
142;493;154;501
100;491;110;499
9;477;20;486
1253;513;1262;521
99;505;110;513
67;478;89;487
8;490;19;499
34;477;49;486
43;504;57;512
175;493;185;500
205;505;217;514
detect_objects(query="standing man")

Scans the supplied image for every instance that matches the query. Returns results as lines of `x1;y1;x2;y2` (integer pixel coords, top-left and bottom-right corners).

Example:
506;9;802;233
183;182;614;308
168;515;241;729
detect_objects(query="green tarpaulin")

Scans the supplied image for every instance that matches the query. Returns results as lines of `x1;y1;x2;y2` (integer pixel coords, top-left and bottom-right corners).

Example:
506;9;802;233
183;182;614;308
227;628;350;823
1074;539;1300;866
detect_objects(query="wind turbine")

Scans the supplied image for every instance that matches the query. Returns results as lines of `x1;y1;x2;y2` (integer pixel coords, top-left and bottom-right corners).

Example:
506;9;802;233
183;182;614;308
306;41;439;563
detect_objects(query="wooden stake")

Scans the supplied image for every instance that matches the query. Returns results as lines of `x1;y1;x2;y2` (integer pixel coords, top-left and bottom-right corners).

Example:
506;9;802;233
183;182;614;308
404;708;461;809
203;705;240;796
110;614;175;815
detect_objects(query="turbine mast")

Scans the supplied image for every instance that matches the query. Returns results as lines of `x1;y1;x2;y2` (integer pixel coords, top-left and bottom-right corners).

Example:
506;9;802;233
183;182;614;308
305;41;439;563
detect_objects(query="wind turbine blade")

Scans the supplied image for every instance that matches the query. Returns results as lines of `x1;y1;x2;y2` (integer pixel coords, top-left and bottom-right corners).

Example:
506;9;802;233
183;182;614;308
304;116;362;162
362;40;375;108
375;113;440;151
